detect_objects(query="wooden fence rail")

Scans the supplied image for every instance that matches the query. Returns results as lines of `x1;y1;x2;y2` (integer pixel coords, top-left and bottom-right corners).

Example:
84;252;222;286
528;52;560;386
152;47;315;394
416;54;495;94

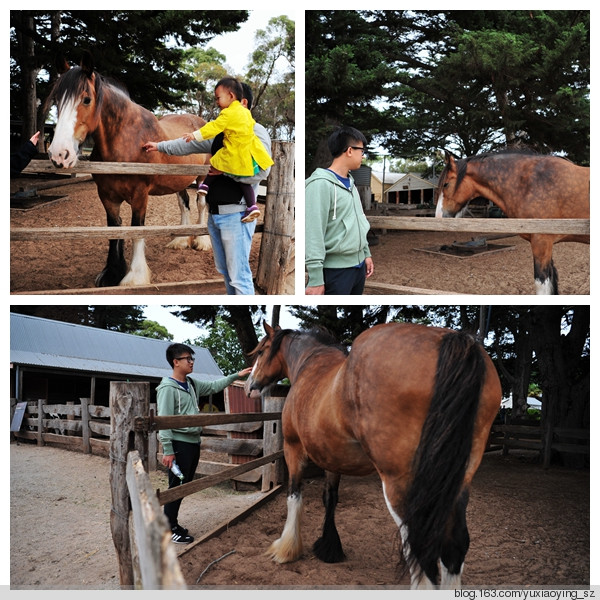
367;215;590;236
110;381;286;589
22;159;210;176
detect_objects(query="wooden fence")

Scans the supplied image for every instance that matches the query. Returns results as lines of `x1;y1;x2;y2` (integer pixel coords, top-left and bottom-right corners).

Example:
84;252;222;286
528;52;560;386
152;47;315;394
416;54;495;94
488;420;589;468
109;381;286;589
13;140;295;295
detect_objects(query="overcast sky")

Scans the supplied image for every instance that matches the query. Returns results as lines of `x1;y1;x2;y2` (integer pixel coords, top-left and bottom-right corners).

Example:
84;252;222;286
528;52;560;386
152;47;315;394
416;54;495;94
206;10;295;76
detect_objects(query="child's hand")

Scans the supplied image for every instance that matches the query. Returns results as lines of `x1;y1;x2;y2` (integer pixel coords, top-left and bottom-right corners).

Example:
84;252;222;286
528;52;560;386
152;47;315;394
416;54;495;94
143;141;158;152
183;132;195;142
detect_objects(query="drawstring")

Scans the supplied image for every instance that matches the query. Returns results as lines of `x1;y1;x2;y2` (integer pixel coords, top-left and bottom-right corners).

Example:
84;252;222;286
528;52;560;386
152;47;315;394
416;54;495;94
332;186;337;220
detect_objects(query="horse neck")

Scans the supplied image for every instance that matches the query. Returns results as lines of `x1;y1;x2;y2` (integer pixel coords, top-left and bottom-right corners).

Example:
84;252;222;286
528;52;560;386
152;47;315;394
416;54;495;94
92;85;149;161
282;335;345;384
467;162;510;214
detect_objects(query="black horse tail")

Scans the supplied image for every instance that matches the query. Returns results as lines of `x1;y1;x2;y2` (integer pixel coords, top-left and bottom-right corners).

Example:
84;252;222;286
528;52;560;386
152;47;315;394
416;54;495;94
402;330;486;585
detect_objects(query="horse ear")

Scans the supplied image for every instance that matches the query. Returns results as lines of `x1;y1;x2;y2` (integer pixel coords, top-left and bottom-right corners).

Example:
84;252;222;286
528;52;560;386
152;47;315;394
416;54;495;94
80;50;95;76
444;150;457;171
263;321;275;337
55;54;70;75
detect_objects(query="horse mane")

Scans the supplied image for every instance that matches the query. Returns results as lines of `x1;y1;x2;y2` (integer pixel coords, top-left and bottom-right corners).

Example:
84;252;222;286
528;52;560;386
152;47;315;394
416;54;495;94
251;326;348;363
43;65;129;116
440;146;545;193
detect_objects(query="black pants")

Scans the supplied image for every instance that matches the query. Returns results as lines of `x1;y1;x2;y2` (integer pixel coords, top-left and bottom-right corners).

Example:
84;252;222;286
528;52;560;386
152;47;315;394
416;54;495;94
323;261;367;295
164;439;200;529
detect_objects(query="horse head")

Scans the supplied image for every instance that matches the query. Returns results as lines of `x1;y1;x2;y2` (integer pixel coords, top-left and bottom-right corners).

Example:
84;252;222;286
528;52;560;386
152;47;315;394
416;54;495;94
245;322;288;396
435;150;471;218
46;52;101;168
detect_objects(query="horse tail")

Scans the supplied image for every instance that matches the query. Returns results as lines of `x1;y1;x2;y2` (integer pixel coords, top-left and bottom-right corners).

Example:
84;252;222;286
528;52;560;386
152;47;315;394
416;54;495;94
402;330;486;585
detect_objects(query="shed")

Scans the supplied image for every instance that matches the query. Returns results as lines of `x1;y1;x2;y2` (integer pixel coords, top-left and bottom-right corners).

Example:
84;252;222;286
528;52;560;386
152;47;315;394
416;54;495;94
10;312;224;407
384;173;437;205
369;170;405;203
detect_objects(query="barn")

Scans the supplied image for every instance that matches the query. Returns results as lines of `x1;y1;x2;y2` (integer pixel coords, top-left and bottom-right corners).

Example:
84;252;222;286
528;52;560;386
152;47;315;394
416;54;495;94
10;312;224;410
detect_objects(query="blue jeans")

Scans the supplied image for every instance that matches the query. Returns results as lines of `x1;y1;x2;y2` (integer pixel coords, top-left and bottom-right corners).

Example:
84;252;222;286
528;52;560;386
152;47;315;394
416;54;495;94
208;212;256;294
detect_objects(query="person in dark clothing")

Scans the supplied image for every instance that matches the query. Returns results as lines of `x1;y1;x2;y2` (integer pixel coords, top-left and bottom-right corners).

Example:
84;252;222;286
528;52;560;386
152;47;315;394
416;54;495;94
11;131;40;177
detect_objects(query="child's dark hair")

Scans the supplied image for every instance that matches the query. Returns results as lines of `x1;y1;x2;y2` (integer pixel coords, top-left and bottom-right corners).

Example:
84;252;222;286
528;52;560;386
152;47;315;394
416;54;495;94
215;77;243;101
166;343;195;368
328;126;368;158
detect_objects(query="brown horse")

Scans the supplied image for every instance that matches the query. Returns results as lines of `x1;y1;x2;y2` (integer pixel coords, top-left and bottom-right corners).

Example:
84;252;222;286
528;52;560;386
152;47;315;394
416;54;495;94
435;150;589;295
44;54;210;287
245;322;501;589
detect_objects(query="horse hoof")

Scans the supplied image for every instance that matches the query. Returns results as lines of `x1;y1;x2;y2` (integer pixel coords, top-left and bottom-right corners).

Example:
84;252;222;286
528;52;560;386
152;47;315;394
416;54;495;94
266;538;302;564
166;237;191;250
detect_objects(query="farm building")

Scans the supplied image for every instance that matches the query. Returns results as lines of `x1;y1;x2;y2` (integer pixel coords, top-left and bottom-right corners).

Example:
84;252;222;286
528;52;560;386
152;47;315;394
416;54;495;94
10;312;225;409
382;172;437;205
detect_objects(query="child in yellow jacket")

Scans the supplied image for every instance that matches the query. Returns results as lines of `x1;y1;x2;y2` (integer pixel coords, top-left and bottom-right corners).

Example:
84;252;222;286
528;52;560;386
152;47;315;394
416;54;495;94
145;77;273;222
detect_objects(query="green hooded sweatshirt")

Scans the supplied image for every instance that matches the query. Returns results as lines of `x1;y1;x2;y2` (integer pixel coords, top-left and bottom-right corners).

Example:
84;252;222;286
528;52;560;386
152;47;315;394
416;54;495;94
156;373;240;455
305;168;371;287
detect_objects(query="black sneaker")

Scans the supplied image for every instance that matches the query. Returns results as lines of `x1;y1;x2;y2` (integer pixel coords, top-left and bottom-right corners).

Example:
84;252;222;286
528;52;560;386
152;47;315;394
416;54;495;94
171;525;194;544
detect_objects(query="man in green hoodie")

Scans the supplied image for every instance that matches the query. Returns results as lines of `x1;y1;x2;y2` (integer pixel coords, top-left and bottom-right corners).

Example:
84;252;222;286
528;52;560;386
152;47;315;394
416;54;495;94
157;343;252;544
305;126;374;295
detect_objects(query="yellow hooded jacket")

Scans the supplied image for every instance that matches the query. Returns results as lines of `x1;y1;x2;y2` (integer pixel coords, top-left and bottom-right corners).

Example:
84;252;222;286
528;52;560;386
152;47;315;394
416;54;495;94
193;100;274;177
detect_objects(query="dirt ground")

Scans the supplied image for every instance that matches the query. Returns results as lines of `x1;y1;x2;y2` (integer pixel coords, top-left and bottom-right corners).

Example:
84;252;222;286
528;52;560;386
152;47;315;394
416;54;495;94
10;178;589;294
9;441;266;590
10;440;589;590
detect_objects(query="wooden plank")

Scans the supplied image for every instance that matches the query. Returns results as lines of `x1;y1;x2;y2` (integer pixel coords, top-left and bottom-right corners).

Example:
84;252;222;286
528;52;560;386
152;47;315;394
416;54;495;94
365;281;461;295
201;436;263;456
139;412;282;432
367;215;590;236
23;159;210;176
126;451;186;589
12;278;228;296
11;222;264;242
158;451;284;506
43;403;82;416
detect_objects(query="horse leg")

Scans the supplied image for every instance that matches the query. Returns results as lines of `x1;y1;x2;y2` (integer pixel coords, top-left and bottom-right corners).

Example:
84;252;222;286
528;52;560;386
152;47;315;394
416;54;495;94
192;191;212;251
439;489;470;589
313;471;345;563
119;198;151;286
530;235;558;295
95;198;127;287
166;189;194;250
381;477;436;589
267;442;306;563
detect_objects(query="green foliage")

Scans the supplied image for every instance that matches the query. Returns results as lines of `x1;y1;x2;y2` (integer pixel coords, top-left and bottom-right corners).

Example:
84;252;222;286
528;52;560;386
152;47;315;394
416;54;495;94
130;320;174;340
193;316;253;374
305;10;589;173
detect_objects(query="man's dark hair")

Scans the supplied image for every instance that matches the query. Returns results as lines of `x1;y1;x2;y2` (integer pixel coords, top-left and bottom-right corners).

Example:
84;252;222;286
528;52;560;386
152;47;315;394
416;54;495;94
240;82;253;110
166;343;195;368
215;77;243;101
328;126;368;158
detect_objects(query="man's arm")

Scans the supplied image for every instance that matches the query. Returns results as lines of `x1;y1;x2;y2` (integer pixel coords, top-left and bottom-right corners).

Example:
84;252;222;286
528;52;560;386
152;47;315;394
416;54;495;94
143;137;212;156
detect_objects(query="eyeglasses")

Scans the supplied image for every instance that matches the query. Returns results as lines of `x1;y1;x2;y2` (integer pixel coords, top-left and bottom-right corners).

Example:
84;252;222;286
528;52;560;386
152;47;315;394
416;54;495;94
175;356;195;363
349;146;366;155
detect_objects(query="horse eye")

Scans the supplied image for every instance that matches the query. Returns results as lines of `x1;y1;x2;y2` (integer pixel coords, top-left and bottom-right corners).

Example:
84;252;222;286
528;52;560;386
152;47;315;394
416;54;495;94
82;96;92;106
443;182;449;188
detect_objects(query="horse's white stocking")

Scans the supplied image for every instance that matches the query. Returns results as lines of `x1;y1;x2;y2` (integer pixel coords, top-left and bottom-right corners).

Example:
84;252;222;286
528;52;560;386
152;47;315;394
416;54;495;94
192;193;211;251
441;562;463;589
167;192;194;250
382;482;438;590
535;278;554;295
120;239;151;286
267;492;303;563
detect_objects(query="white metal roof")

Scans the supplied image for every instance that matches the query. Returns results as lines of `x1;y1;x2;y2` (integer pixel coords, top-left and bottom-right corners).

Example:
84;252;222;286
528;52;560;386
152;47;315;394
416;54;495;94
10;312;224;381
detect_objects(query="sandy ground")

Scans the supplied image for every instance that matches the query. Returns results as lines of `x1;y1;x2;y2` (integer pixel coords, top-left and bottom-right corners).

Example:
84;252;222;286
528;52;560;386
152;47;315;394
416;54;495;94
9;441;266;590
9;441;589;590
10;178;589;294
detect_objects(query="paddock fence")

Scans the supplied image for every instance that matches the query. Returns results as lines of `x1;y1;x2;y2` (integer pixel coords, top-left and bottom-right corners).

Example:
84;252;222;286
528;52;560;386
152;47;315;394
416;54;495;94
108;381;286;589
363;215;589;295
488;419;589;468
12;140;294;295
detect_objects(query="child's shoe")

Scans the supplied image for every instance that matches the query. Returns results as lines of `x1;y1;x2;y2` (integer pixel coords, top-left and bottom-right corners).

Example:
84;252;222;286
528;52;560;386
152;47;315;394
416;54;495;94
196;183;209;196
241;204;260;223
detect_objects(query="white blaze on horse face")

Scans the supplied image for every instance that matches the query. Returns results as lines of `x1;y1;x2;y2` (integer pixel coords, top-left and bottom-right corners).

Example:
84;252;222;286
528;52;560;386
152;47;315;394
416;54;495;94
48;97;81;168
435;191;445;218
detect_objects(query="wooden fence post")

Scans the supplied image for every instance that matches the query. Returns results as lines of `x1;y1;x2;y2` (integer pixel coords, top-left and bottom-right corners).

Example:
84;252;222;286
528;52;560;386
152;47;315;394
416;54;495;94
36;399;44;446
256;140;295;294
81;397;91;454
261;389;287;492
109;381;149;588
